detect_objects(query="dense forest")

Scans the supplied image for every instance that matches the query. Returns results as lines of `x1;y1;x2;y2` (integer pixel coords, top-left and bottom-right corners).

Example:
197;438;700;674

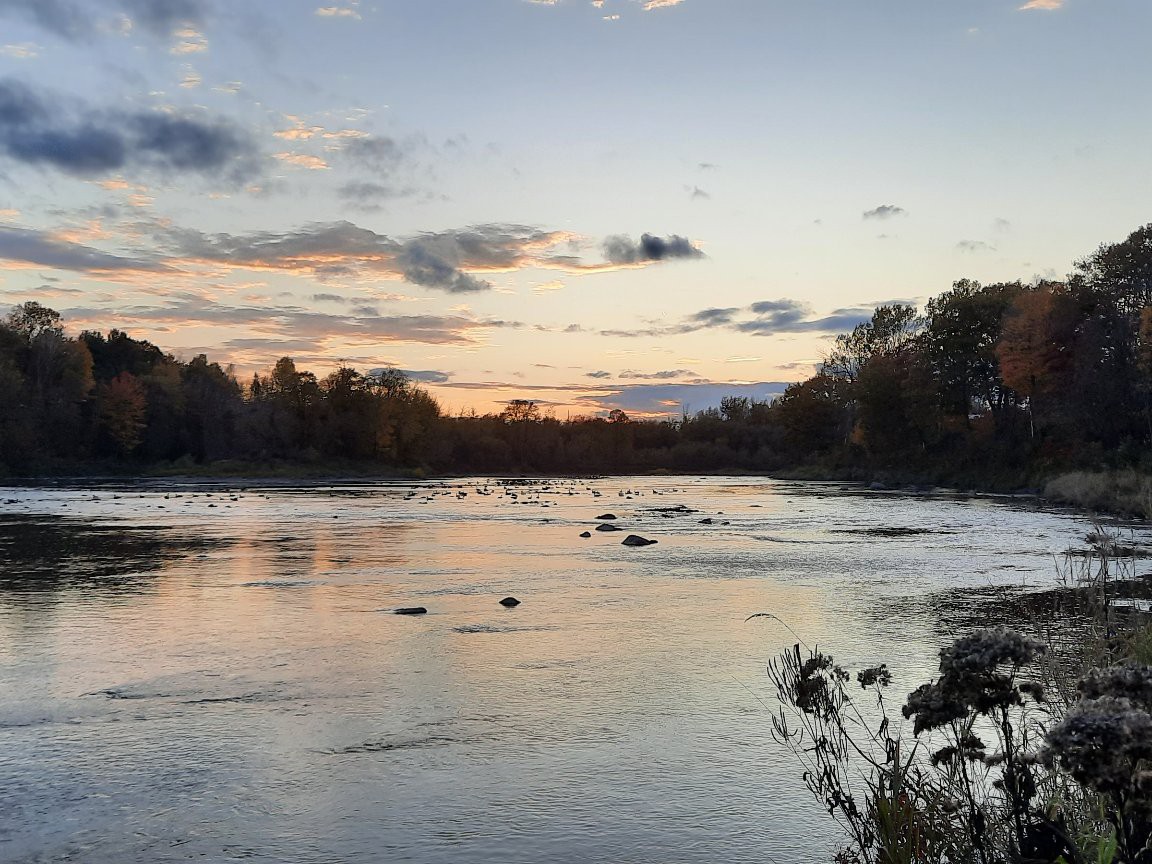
4;223;1152;485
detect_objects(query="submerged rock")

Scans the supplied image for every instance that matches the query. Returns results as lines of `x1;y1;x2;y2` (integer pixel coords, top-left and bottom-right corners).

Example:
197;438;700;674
579;531;592;538
595;513;617;520
622;535;657;547
394;607;428;615
595;523;623;532
698;518;713;525
499;596;521;607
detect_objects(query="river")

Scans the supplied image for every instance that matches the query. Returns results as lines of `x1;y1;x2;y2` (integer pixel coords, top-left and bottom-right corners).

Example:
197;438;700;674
0;477;1137;863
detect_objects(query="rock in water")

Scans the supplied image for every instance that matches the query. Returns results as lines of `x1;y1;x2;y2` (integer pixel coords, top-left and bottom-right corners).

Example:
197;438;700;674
394;607;428;615
698;518;713;525
499;597;521;607
595;513;617;520
595;523;623;532
622;535;657;547
579;531;592;538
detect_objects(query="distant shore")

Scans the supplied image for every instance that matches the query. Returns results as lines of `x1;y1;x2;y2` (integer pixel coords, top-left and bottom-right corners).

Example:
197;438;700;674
4;463;1148;521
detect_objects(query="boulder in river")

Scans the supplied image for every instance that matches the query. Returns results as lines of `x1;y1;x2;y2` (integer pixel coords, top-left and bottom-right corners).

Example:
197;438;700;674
499;597;521;607
579;531;592;538
394;607;428;615
596;513;617;520
622;535;657;547
595;523;623;532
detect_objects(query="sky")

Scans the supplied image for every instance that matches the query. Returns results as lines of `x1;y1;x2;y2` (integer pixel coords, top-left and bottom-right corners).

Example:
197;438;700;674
1;0;1150;418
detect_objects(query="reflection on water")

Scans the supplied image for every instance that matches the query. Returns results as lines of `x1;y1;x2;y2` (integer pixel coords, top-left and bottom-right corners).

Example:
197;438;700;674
0;514;224;591
0;478;1143;863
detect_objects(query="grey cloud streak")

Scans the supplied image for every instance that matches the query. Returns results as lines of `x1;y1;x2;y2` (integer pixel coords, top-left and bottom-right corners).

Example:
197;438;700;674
599;298;877;339
2;213;705;292
138;219;704;292
863;204;906;220
603;233;704;264
63;295;522;347
0;0;209;40
576;381;791;417
0;78;260;181
0;225;166;272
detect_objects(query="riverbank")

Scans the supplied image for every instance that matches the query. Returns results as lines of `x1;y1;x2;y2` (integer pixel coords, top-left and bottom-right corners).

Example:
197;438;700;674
1042;469;1152;519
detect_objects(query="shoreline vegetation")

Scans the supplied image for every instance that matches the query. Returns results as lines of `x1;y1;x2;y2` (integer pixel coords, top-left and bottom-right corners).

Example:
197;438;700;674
764;532;1152;863
6;222;1152;519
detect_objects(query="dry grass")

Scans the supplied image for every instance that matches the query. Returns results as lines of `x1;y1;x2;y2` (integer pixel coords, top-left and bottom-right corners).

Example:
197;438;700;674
1043;469;1152;518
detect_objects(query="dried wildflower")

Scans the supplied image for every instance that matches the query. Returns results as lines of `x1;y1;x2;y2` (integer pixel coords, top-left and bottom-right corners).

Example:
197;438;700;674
1045;695;1152;798
775;648;849;719
938;627;1046;678
904;628;1045;733
857;665;892;689
931;745;957;766
1078;662;1152;710
1018;681;1045;703
903;681;967;735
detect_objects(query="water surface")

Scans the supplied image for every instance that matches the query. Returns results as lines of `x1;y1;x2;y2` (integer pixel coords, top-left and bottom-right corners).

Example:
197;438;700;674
0;477;1137;863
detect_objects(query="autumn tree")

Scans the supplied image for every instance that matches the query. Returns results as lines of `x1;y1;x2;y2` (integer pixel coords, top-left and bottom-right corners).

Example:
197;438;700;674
98;371;147;455
995;285;1077;438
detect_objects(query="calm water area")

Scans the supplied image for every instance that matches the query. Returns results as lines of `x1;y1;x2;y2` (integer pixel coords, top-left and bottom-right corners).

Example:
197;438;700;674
0;476;1144;863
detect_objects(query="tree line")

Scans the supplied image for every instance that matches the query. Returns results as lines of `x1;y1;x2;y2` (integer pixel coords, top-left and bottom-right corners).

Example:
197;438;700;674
3;222;1152;482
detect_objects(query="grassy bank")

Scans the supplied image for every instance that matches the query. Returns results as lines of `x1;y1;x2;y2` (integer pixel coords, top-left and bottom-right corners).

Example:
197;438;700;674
1043;469;1152;519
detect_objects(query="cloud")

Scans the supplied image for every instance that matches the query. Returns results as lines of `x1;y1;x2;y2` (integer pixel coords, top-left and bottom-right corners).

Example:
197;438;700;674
956;240;996;253
577;380;790;418
0;0;95;41
169;26;207;54
15;215;705;293
139;221;543;293
340;135;406;172
1018;0;1062;9
397;237;491;293
0;42;39;58
619;369;697;379
0;77;260;181
273;152;328;170
315;4;361;19
63;296;517;348
690;307;739;326
336;181;415;209
602;232;704;264
398;368;450;384
118;0;208;36
0;224;165;272
585;370;612;379
862;204;906;220
0;0;209;41
642;0;686;9
600;298;878;338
